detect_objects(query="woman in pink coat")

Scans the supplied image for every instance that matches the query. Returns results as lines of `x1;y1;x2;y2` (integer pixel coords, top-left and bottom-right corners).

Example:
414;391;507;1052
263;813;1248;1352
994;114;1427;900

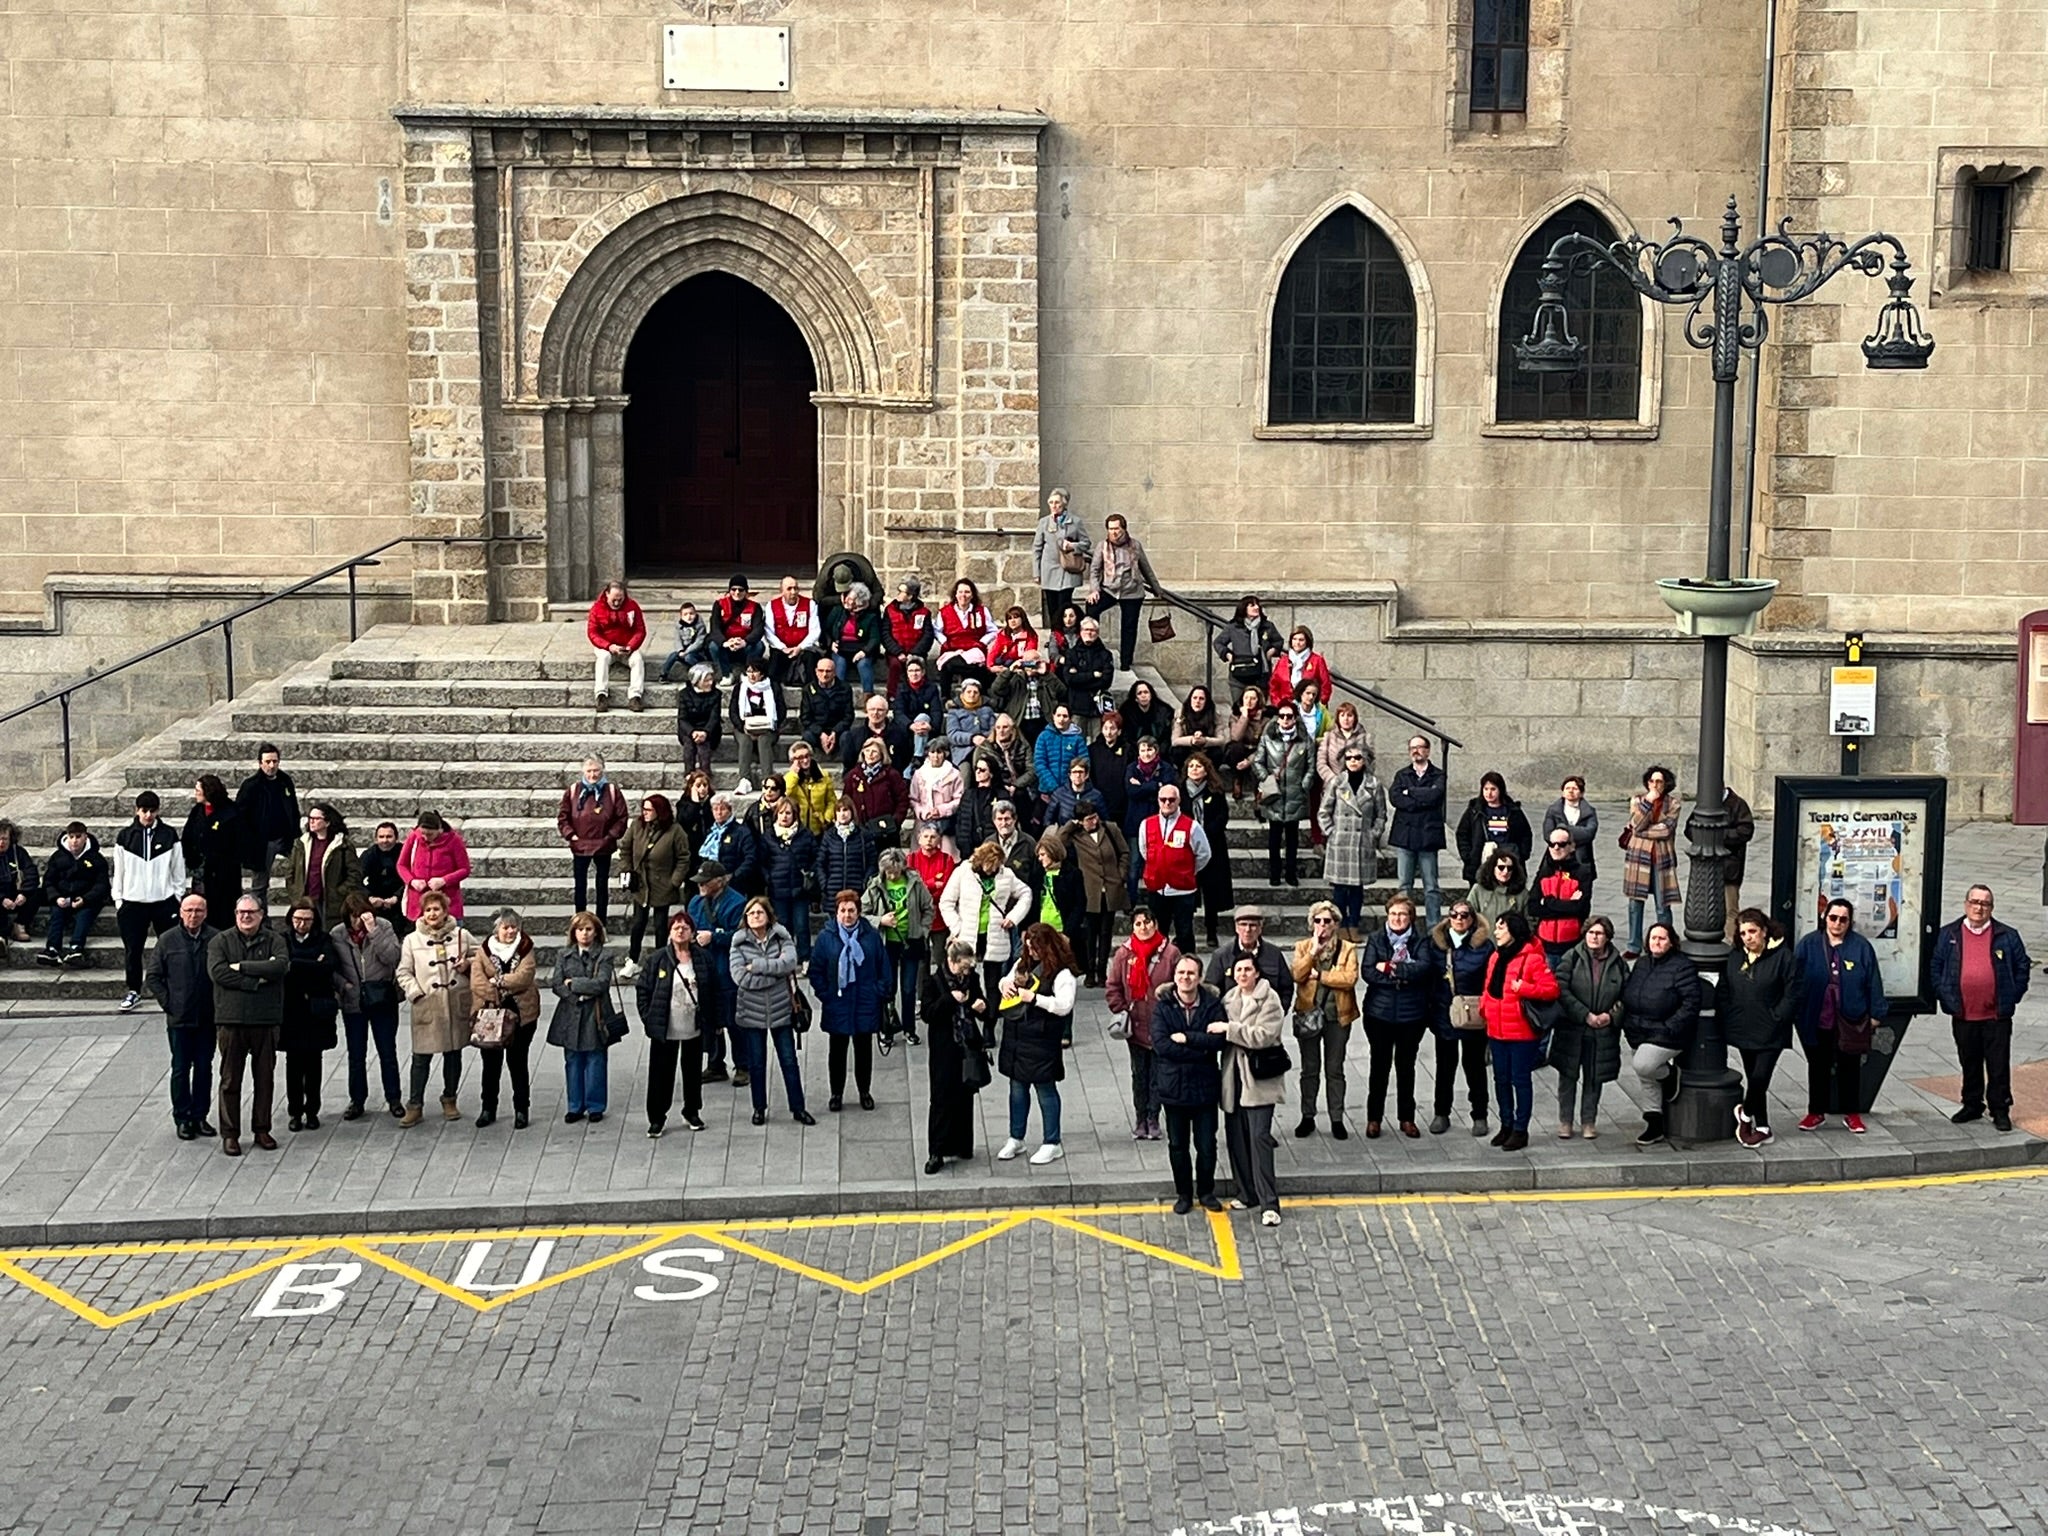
395;810;472;921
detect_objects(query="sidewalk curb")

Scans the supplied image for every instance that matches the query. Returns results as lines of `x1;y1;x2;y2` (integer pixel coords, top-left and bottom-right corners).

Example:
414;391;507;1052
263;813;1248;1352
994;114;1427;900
5;1134;2041;1246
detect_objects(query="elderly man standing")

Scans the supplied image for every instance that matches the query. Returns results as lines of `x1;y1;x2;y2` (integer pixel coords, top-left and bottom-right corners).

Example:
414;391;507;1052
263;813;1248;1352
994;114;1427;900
558;756;629;928
208;894;289;1156
145;892;219;1141
587;578;648;712
1932;884;2032;1133
1203;904;1296;1011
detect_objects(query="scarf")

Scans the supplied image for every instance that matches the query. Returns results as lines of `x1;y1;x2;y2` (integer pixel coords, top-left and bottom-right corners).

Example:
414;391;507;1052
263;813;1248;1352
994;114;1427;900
836;919;865;991
1486;936;1526;998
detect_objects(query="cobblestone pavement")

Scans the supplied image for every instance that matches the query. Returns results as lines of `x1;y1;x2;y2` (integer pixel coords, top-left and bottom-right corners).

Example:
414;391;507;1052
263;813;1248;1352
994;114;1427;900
3;1175;2047;1534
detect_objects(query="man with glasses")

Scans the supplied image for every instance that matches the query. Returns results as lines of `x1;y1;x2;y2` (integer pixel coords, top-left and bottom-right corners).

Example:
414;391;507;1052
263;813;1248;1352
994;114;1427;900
1429;899;1494;1137
1387;735;1447;927
1931;884;2031;1132
1138;784;1211;954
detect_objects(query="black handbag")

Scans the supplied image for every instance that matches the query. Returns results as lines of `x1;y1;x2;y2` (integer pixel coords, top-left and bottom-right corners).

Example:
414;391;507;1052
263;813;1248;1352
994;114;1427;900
1247;1043;1292;1081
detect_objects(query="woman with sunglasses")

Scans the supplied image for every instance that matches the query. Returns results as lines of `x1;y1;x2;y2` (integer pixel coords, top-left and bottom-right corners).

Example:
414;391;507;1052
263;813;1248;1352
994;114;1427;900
1792;897;1888;1134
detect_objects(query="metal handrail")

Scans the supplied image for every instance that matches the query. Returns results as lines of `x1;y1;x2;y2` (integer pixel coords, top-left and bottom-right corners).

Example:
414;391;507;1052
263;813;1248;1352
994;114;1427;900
1146;583;1462;780
0;535;539;782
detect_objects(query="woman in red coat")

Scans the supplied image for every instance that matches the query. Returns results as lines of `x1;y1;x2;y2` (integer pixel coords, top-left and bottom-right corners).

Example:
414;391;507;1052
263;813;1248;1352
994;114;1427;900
1479;909;1559;1151
1268;624;1333;710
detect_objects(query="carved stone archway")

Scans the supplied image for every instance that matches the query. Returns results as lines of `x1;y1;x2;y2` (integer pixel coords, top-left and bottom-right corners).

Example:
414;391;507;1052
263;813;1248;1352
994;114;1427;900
395;107;1047;623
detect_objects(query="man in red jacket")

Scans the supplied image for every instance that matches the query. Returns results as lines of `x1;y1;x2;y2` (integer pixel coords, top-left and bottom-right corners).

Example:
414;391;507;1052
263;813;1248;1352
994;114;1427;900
587;580;648;713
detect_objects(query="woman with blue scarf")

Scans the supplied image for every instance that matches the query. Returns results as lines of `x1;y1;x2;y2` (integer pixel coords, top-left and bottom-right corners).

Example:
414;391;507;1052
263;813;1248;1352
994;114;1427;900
808;890;893;1112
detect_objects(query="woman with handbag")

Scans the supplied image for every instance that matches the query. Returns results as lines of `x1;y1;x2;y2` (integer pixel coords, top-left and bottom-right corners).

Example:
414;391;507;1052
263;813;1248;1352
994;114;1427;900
618;794;685;980
1356;895;1437;1139
809;890;893;1112
1551;915;1627;1140
548;910;622;1124
1103;905;1181;1142
729;896;814;1127
1153;955;1228;1214
1619;921;1702;1146
1428;901;1494;1137
995;922;1079;1165
280;898;338;1133
395;889;474;1126
1479;909;1561;1152
1290;901;1362;1139
1214;954;1288;1226
332;894;405;1121
636;909;712;1137
1793;897;1888;1134
921;939;991;1173
470;907;540;1129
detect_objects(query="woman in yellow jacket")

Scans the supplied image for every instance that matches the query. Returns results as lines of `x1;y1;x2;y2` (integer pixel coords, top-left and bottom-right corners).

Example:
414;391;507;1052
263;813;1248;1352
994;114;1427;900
782;741;838;836
1289;899;1360;1139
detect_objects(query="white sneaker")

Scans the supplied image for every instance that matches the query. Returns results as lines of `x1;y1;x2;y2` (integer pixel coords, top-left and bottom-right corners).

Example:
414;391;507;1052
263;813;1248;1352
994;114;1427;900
1028;1142;1064;1165
616;959;641;980
735;778;755;796
118;990;142;1013
996;1137;1025;1161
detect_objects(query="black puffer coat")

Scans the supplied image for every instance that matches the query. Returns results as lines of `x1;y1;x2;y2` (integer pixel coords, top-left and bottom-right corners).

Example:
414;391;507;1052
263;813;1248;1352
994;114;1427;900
1619;949;1702;1051
1717;939;1802;1052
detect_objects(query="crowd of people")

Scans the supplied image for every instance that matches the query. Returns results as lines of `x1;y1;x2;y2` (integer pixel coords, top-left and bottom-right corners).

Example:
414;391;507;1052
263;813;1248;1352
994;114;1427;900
6;499;2033;1210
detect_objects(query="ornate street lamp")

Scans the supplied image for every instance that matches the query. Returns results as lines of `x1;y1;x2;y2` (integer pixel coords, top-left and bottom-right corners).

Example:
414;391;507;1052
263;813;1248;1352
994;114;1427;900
1517;196;1932;1135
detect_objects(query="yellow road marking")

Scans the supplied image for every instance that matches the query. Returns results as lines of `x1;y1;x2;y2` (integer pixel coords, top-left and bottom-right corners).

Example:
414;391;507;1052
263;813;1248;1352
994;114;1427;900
1;1161;2037;1327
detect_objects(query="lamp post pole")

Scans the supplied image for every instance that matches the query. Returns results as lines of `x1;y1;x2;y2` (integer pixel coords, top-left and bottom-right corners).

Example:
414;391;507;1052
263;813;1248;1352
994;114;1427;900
1517;196;1933;1133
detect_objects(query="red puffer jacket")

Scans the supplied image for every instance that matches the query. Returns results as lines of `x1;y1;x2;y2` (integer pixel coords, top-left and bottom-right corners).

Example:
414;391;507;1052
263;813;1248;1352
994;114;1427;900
1479;944;1560;1042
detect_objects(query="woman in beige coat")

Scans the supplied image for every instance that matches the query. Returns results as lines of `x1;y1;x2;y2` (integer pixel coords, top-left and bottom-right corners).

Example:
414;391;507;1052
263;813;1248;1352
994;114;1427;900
469;907;541;1130
395;888;474;1126
1213;956;1288;1226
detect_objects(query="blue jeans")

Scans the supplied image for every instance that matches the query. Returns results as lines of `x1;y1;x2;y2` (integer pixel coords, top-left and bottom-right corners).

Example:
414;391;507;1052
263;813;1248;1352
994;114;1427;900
1008;1078;1062;1143
734;1026;807;1114
167;1026;214;1126
1393;847;1442;928
564;1048;609;1115
1490;1037;1541;1133
46;901;96;951
344;1001;403;1109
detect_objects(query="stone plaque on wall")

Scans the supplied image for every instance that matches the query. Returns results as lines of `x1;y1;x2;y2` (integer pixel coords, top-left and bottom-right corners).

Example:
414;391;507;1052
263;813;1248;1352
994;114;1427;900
662;25;789;91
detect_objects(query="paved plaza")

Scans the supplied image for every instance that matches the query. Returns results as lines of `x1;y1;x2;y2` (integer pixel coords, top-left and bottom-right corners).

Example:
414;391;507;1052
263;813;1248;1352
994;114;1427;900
2;1174;2047;1533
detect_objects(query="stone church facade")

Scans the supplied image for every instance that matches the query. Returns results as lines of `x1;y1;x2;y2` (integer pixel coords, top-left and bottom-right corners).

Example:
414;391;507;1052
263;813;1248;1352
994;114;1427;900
2;1;2043;813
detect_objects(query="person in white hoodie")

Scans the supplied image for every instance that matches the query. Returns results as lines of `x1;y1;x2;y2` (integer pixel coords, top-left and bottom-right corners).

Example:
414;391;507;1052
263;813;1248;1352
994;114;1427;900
112;790;187;1013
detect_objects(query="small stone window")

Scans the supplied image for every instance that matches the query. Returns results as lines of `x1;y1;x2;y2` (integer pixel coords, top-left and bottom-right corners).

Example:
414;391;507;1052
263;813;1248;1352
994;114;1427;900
1266;208;1418;427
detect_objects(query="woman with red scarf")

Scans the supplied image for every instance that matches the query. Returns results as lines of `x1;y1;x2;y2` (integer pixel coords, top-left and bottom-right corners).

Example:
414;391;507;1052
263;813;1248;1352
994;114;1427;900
1104;905;1182;1142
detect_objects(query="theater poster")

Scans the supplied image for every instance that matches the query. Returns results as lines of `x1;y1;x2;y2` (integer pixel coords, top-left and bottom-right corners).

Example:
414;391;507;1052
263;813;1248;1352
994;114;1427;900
1769;775;1946;1013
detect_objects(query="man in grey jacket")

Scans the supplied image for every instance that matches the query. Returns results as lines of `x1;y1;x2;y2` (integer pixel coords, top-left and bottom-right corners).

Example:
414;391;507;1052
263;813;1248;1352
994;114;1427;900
1032;487;1093;634
145;893;219;1141
207;895;290;1156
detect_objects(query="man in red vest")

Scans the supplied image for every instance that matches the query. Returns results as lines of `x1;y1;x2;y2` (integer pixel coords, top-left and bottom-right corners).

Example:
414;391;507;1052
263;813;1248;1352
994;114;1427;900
1138;783;1211;954
711;575;765;680
764;573;821;692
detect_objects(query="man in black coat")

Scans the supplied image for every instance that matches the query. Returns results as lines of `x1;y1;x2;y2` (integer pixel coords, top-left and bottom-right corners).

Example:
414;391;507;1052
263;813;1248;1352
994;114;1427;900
145;893;220;1141
1386;735;1447;928
234;743;300;903
1202;905;1295;1010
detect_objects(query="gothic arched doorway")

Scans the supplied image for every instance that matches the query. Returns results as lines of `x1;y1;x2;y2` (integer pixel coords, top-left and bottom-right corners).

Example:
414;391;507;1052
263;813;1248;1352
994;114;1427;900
622;272;820;575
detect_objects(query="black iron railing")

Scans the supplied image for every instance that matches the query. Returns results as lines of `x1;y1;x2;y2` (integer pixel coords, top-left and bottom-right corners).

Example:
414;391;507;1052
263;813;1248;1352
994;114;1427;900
1147;584;1461;784
0;536;538;782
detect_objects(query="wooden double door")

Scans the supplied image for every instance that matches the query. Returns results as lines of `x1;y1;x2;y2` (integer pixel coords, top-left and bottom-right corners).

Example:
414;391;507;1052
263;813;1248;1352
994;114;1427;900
622;272;819;574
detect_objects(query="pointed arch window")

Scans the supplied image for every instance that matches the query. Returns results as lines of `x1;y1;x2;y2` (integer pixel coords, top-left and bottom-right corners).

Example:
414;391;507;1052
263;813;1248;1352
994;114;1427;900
1496;202;1643;422
1267;208;1418;426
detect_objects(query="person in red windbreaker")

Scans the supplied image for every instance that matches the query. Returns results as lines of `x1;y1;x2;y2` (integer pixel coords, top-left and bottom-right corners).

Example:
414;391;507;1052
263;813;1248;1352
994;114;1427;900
586;579;648;713
1479;909;1560;1152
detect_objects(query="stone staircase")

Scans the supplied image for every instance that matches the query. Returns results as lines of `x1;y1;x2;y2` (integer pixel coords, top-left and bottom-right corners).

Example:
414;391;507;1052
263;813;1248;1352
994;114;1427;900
0;623;1406;1007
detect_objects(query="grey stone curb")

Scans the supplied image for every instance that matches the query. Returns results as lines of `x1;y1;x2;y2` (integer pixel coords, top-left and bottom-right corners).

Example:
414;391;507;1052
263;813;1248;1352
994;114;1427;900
5;1134;2040;1246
